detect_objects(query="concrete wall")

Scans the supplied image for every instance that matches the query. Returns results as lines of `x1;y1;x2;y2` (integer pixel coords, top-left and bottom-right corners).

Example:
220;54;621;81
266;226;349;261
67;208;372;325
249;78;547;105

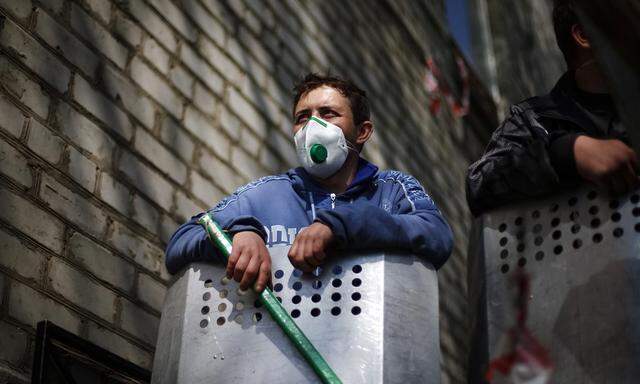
469;0;565;115
0;1;496;383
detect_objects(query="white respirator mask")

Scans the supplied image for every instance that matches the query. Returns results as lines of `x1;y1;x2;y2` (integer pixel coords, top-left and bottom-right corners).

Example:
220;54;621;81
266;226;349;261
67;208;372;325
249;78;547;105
294;116;357;179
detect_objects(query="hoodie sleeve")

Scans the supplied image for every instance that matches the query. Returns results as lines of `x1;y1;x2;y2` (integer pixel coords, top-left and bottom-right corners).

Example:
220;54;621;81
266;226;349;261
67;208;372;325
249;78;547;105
315;173;453;269
164;191;268;275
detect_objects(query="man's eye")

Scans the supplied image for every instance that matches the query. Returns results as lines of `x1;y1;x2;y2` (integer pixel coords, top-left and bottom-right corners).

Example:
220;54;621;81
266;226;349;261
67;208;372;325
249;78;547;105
296;115;308;124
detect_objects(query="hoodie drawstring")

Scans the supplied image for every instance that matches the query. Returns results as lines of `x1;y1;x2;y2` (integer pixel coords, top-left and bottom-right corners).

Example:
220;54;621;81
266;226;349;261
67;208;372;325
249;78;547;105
308;192;317;220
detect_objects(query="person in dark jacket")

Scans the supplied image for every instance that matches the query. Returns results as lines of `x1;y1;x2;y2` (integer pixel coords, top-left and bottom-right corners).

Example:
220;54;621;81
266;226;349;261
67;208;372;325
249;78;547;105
466;0;638;217
467;1;638;382
165;73;453;292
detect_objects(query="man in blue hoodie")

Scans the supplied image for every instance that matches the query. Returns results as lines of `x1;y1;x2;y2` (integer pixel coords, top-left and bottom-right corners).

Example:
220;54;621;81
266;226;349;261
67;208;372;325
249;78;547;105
165;73;453;292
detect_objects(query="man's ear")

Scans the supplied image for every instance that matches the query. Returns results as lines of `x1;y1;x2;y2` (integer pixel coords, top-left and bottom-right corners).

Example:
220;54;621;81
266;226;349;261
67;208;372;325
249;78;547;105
571;24;590;49
356;120;374;147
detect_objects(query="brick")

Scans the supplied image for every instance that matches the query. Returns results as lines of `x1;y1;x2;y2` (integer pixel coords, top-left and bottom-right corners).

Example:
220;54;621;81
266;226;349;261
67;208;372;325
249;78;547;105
228;87;266;138
9;280;82;333
218;105;241;141
38;0;63;14
118;151;174;208
239;127;261;155
174;190;202;222
0;273;4;305
159;117;195;163
147;0;197;42
0;321;29;366
86;322;152;369
0;56;50;118
159;214;178;244
107;220;168;279
67;147;97;191
39;173;107;237
48;257;117;322
259;146;283;172
271;130;297;167
73;75;134;141
199;39;243;84
179;44;224;96
56;103;116;163
0;0;33;18
35;8;100;77
168;65;194;97
113;12;142;47
0;94;26;138
130;57;183;119
98;172;130;214
0;18;70;92
183;106;229;159
119;297;159;345
142;37;170;74
132;194;159;233
85;0;112;24
98;65;155;130
136;273;166;312
27;119;63;164
0;228;45;281
134;128;187;184
68;232;135;292
190;170;223;206
193;83;216;115
182;1;225;47
70;4;128;69
127;0;177;52
0;186;64;253
230;146;265;180
197;149;241;191
0;137;33;188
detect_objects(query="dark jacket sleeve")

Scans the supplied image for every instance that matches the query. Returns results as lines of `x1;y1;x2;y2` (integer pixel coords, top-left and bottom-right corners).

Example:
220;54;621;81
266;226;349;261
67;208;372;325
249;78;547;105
465;106;582;216
164;193;268;274
315;174;453;269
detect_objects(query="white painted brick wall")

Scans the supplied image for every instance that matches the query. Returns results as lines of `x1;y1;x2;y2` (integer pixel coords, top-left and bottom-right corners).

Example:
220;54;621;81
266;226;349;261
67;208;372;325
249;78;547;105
68;231;135;292
86;321;153;369
0;137;33;188
134;128;187;184
0;94;26;138
67;147;98;191
0;321;28;367
48;257;117;322
27;119;64;164
56;102;116;163
0;56;50;119
0;186;65;253
0;228;45;281
118;297;159;345
136;272;166;312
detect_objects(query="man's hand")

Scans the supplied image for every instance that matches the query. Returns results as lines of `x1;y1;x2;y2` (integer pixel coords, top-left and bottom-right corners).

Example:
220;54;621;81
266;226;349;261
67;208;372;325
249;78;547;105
226;231;271;292
288;222;334;272
574;136;639;195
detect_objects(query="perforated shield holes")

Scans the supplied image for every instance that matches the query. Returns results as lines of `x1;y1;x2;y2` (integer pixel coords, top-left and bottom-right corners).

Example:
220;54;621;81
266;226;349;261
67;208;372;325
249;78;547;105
200;319;209;328
331;293;341;302
500;249;509;259
332;265;343;275
204;279;213;288
203;292;211;301
331;307;341;316
518;258;527;267
351;292;361;301
352;278;362;287
291;309;301;318
352;265;363;274
202;306;210;315
274;270;284;279
216;317;225;326
219;289;228;299
273;283;283;292
351;306;361;315
292;295;301;304
332;279;342;288
501;264;509;273
613;228;624;237
253;313;262;323
311;294;321;303
311;308;321;317
218;303;226;312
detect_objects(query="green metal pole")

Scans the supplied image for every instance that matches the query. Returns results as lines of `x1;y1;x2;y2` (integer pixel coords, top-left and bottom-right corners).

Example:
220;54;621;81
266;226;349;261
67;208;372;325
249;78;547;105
198;213;342;384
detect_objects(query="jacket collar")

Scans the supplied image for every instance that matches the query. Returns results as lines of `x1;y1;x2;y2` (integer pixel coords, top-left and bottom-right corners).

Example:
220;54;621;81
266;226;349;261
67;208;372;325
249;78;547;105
290;157;379;198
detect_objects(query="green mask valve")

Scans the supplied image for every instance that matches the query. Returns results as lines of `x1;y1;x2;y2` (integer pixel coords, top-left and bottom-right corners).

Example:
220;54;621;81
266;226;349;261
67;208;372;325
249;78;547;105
310;144;328;163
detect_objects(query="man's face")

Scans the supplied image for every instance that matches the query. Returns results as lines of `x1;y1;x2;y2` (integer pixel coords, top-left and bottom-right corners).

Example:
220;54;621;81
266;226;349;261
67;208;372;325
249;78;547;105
292;85;358;144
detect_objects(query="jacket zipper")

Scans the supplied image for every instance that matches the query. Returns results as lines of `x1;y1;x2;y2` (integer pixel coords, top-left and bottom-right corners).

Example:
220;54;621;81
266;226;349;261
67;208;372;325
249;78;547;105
330;193;336;209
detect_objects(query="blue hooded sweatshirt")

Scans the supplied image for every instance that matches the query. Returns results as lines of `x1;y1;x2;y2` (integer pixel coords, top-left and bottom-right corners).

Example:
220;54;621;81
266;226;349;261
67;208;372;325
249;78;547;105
165;158;453;274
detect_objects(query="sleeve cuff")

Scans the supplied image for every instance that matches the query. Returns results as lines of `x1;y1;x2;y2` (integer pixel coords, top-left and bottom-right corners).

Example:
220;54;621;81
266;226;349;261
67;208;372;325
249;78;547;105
549;133;581;180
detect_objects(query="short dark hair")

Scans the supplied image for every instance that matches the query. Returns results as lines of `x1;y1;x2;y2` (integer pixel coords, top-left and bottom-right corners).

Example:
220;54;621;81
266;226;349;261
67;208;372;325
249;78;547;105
552;0;579;65
292;73;371;126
